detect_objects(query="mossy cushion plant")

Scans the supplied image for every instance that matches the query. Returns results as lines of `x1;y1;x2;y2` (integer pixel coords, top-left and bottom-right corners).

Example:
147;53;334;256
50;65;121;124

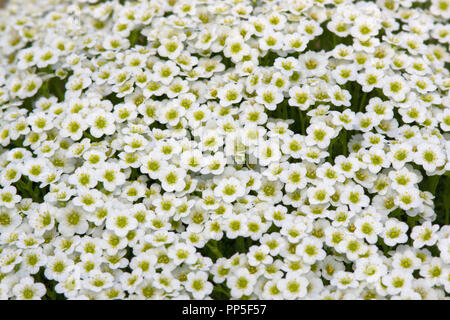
0;0;449;300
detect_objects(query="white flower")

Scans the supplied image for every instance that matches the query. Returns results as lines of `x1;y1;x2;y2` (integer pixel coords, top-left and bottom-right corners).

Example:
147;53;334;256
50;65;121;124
288;85;313;110
350;16;380;41
73;189;104;212
299;51;328;77
354;216;382;244
411;222;440;249
340;184;370;211
278;272;309;299
305;123;335;149
381;219;409;247
69;166;98;190
60;114;88;141
414;143;446;173
382;75;409;102
354;256;387;283
153;61;180;85
44;254;75;282
0;186;21;208
217;82;243;107
12;277;46;300
296;238;326;264
97;162;126;192
83;270;114;292
87;109;116;138
106;210;138;238
159;165;186;193
57;206;89;237
331;271;359;290
227;268;257;298
18;75;43;99
29;203;56;236
259;30;284;52
224;214;248;239
158;37;184;60
255;85;284;111
185;271;213;299
362;146;390;174
391;248;422;271
382;269;413;296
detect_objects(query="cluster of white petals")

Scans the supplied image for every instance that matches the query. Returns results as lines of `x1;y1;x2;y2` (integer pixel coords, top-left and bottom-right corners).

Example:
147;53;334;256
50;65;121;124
0;0;449;300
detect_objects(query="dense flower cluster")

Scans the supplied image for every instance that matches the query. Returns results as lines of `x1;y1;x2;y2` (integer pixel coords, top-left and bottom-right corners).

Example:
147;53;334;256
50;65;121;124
0;0;449;300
